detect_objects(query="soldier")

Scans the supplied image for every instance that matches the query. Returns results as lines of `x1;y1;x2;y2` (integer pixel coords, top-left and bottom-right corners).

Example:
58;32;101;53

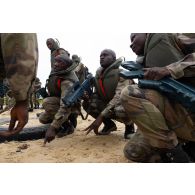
39;54;79;144
46;38;70;73
31;77;42;109
83;49;135;138
70;54;89;128
46;39;78;129
28;77;42;111
72;54;88;84
120;33;195;162
0;33;38;137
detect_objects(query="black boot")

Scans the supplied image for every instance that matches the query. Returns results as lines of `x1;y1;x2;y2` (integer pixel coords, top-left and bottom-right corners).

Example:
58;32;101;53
182;141;195;162
124;124;135;139
68;113;78;128
57;121;75;138
159;144;191;163
99;118;117;135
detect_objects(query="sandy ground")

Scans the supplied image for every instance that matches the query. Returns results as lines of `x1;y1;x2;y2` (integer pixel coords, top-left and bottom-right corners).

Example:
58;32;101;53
0;109;131;163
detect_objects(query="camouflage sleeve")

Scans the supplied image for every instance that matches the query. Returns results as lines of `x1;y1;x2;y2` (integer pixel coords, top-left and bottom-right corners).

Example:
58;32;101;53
177;33;195;54
1;33;38;102
166;53;195;79
51;79;74;129
101;77;133;118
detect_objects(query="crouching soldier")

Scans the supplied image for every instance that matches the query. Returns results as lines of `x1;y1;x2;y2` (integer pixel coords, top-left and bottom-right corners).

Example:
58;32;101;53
83;49;135;139
39;54;79;144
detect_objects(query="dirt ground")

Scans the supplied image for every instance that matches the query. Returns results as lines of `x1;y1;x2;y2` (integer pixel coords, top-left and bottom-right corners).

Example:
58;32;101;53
0;109;131;163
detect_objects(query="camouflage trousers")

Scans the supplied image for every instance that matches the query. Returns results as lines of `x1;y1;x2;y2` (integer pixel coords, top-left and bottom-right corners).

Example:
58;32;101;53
39;97;78;129
32;92;39;108
29;92;39;109
83;93;132;125
120;84;195;149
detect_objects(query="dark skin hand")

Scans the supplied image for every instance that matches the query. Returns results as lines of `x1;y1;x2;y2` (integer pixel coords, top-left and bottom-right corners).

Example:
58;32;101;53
0;100;28;137
143;67;171;80
84;114;103;135
43;125;57;145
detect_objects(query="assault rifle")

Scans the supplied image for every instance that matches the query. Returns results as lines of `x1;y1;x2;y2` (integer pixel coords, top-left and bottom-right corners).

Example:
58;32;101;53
120;61;195;113
36;87;49;98
62;73;94;119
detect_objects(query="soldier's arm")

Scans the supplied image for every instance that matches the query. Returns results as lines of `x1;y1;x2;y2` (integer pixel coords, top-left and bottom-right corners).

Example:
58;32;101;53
177;33;195;55
0;34;38;137
101;77;133;118
50;80;74;129
166;53;195;79
2;33;38;102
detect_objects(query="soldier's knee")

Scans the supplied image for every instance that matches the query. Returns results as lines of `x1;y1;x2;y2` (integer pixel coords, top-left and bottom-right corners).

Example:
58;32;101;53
120;86;136;109
42;97;60;112
39;113;53;124
123;141;161;163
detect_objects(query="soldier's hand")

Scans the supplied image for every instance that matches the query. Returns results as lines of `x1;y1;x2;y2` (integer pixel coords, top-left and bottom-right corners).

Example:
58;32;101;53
9;100;28;134
0;100;29;137
143;67;171;80
84;114;103;135
43;125;57;145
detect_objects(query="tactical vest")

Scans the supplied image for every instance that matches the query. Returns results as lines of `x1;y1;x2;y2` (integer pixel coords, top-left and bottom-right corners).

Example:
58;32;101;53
47;66;79;97
144;33;184;68
94;59;122;102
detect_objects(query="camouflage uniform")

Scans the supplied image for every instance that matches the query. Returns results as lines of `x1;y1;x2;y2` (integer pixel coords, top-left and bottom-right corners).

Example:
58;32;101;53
39;56;79;130
83;58;134;126
28;77;42;110
72;54;88;84
0;33;38;103
32;77;42;108
46;38;70;73
121;33;195;162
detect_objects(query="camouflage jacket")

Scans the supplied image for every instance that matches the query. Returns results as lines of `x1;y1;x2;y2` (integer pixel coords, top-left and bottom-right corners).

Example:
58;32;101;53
167;53;195;86
0;33;38;102
143;33;184;68
50;71;79;129
143;33;195;87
